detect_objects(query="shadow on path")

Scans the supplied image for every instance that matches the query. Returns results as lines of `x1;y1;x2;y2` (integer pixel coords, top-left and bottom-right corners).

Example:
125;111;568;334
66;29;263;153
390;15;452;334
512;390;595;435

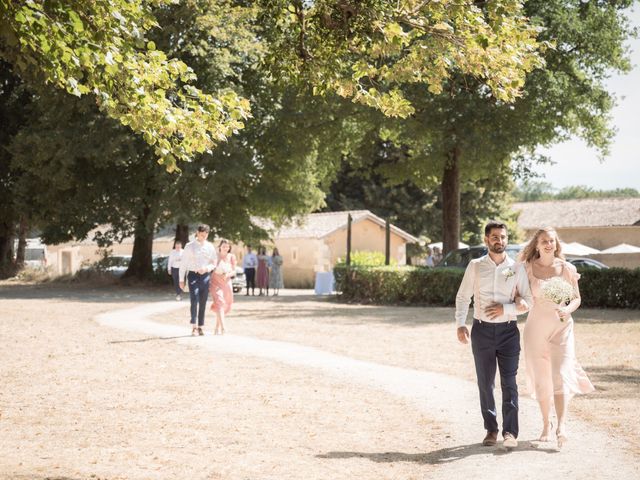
109;334;194;344
317;441;558;465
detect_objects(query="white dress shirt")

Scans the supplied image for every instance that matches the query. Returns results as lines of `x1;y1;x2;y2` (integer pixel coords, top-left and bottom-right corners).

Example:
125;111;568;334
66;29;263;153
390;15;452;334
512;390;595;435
242;252;257;269
179;240;217;279
167;249;183;273
455;254;532;327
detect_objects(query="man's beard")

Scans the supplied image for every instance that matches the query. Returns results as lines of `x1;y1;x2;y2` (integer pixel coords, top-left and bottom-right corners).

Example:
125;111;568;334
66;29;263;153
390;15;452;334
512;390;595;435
489;244;506;254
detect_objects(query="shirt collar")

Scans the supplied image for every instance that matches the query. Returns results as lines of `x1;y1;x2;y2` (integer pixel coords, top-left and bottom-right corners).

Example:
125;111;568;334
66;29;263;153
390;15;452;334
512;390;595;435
483;253;513;268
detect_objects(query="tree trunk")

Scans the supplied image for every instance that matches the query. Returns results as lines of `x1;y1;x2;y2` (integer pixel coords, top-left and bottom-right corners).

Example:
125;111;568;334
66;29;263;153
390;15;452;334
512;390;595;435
441;146;461;255
15;217;28;267
0;233;15;278
175;223;189;246
124;232;154;280
0;216;16;277
123;205;155;280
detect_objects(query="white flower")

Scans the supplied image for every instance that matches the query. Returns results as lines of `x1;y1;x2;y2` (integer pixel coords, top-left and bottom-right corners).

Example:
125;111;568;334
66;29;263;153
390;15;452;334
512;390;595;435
541;277;575;321
214;262;231;275
501;268;515;280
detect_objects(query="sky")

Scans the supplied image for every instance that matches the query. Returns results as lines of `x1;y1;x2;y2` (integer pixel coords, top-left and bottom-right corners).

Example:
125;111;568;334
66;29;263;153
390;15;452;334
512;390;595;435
533;6;640;191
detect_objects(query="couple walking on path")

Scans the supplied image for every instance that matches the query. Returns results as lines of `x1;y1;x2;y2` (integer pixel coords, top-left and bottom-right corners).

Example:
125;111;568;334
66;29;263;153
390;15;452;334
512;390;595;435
178;224;236;336
455;221;594;450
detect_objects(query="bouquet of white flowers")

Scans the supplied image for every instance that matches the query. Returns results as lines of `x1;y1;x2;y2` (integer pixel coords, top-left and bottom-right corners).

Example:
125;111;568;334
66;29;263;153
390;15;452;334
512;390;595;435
541;277;575;321
214;262;232;275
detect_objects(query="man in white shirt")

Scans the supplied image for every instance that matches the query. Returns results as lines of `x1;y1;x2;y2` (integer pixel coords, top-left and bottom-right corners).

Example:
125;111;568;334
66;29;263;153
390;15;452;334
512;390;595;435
455;221;532;449
179;224;217;336
167;240;184;301
242;246;257;296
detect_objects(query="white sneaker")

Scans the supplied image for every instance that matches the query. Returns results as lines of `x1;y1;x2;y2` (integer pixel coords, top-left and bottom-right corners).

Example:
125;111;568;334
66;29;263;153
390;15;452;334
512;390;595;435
176;294;182;301
503;433;518;448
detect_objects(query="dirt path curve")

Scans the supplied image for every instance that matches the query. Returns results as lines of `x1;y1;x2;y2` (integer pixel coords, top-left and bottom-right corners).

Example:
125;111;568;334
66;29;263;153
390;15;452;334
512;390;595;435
97;300;639;480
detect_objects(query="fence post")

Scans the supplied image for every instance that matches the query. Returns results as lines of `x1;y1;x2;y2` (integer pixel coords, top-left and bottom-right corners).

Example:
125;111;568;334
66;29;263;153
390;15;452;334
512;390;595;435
385;219;390;265
346;213;352;266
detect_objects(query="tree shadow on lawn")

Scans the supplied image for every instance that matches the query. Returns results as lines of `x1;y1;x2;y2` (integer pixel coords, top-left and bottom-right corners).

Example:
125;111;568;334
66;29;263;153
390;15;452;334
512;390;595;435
232;297;453;326
236;295;640;326
8;477;80;480
317;440;558;465
580;365;640;399
0;282;173;304
573;309;640;324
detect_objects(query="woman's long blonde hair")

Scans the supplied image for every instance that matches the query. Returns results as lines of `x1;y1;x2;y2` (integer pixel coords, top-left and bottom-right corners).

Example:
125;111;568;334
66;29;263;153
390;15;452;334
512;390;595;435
519;227;565;263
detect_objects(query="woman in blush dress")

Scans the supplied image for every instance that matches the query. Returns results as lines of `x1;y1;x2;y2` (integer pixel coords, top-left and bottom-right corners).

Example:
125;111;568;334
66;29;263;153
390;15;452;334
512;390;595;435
256;246;270;296
209;239;236;335
269;248;284;296
520;227;594;448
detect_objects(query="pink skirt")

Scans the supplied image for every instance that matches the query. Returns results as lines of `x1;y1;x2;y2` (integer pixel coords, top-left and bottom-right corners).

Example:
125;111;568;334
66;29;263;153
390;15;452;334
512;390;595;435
210;273;233;314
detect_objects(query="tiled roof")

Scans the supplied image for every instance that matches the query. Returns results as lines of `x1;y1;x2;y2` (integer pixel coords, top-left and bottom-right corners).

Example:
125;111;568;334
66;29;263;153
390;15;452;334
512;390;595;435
512;198;640;229
255;210;419;242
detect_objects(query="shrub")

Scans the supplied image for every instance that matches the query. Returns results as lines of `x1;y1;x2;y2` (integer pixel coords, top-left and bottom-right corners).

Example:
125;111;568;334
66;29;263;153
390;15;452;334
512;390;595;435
335;265;640;309
577;267;640;309
334;265;464;306
336;250;397;267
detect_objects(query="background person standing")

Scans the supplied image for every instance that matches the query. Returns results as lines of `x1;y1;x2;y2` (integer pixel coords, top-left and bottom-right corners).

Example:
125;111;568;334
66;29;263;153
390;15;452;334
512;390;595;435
269;248;284;296
179;225;217;336
256;246;271;296
242;246;257;296
167;240;184;300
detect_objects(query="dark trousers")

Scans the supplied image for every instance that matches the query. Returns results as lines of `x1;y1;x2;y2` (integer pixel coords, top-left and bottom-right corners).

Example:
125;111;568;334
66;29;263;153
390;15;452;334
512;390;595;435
187;271;211;326
171;267;183;295
471;319;520;437
245;268;256;292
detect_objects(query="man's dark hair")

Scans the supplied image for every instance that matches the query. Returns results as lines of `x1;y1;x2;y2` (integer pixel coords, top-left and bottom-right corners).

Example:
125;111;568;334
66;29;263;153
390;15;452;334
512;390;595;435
484;221;508;236
196;224;210;233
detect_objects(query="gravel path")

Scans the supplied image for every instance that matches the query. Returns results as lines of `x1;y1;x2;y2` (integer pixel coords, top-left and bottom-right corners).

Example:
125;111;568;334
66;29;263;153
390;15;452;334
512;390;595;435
96;300;640;480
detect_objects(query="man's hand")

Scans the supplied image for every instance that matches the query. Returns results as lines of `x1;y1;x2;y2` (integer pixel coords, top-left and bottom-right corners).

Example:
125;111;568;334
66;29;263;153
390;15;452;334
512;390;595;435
457;326;470;344
179;281;185;290
484;303;504;320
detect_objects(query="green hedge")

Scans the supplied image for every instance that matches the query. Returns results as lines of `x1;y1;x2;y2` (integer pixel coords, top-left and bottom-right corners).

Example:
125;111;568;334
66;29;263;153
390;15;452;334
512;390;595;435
578;267;640;309
334;265;640;309
334;265;464;306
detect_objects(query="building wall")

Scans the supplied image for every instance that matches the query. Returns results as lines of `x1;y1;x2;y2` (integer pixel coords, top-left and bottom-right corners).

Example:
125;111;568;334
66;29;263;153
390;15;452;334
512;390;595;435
232;238;326;288
324;219;408;266
523;226;640;250
47;239;175;266
231;220;411;288
42;219;412;283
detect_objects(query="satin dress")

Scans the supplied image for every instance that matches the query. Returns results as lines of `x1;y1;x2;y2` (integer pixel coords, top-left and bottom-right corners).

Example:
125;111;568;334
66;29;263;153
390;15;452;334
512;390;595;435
523;261;595;400
210;254;236;315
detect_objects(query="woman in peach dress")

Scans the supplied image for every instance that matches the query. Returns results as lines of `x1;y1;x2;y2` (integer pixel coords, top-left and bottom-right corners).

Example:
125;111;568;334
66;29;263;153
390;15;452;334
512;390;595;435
520;227;594;448
256;246;270;296
210;239;236;335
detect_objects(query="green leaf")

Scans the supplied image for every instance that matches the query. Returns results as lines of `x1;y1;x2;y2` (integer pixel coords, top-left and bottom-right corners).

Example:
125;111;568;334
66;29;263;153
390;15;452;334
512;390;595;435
68;11;84;32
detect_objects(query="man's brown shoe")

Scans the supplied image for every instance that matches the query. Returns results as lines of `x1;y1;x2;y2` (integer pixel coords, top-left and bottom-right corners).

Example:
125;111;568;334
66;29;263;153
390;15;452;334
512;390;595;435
482;431;498;446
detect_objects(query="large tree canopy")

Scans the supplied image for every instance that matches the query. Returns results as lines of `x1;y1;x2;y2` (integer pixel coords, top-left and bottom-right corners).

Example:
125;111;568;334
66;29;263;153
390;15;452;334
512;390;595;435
261;0;546;114
324;0;637;253
1;0;545;170
2;0;359;279
0;0;251;170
